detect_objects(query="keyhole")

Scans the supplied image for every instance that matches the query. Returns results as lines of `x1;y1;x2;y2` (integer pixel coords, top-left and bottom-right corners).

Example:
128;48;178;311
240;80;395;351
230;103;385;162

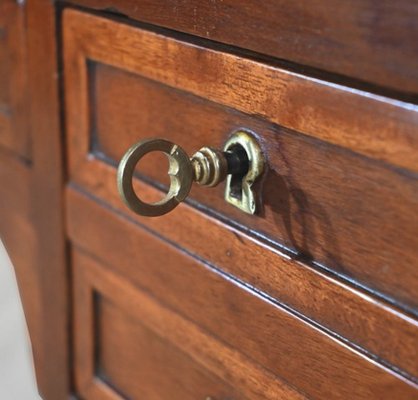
227;143;249;201
223;130;264;215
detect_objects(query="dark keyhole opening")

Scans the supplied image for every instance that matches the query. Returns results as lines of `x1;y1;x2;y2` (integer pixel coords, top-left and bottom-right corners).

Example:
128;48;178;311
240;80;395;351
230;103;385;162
225;143;249;201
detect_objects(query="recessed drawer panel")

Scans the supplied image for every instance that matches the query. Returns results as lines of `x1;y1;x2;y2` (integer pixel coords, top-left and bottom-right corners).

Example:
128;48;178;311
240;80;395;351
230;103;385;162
69;192;417;400
63;9;418;314
73;251;252;400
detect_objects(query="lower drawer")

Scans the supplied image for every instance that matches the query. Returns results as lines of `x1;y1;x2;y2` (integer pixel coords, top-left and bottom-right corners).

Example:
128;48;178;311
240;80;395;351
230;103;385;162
68;189;417;400
73;250;303;400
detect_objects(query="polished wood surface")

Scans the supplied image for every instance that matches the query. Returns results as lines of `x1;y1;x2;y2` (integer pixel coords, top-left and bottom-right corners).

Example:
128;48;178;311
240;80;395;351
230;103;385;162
98;299;247;400
67;185;418;380
1;2;417;399
0;0;30;159
73;249;304;400
67;190;417;399
25;2;70;398
93;63;418;312
60;9;418;398
64;9;418;172
67;0;418;95
64;10;418;314
0;1;70;399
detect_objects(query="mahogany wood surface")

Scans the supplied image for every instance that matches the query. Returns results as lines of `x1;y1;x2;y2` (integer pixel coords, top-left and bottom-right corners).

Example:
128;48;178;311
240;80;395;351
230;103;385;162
73;249;304;400
98;298;248;400
0;2;417;399
63;10;418;314
25;2;70;397
94;63;418;313
67;185;418;381
66;0;418;95
67;190;418;400
62;12;418;397
0;1;30;159
0;1;70;399
64;9;418;172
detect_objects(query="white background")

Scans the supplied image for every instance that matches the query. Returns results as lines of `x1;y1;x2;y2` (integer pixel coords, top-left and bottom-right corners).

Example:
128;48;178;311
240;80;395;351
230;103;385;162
0;241;40;399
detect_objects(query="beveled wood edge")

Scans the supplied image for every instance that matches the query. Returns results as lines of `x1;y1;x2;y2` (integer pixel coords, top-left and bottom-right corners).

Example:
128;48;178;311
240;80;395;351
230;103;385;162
62;8;418;173
72;248;307;400
67;182;418;383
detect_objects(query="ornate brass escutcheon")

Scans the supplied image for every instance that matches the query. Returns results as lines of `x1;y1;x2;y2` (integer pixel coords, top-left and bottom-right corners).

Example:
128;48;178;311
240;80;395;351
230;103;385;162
117;131;265;217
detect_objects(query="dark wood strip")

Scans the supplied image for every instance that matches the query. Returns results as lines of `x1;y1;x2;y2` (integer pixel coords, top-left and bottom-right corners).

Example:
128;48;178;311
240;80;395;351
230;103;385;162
65;0;418;95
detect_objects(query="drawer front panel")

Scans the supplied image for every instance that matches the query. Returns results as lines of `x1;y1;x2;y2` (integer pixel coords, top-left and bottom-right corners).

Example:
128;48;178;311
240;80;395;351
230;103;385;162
63;9;418;313
67;187;418;398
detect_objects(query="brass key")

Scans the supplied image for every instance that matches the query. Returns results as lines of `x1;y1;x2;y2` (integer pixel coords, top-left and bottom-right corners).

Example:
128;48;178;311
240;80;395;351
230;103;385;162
117;131;264;217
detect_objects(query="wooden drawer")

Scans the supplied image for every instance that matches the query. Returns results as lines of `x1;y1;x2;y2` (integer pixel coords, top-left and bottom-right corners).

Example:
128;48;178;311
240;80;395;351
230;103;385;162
63;9;418;314
68;190;417;400
63;8;418;398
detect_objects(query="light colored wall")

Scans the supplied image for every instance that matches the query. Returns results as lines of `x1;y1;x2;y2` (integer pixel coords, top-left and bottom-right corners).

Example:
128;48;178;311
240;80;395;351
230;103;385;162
0;241;40;399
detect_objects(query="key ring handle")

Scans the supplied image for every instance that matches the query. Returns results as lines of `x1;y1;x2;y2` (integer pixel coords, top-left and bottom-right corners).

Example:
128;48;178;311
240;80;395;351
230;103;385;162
117;138;193;217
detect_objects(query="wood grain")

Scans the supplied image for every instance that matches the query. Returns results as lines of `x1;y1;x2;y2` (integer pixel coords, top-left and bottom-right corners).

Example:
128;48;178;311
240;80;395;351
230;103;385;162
0;2;69;399
68;200;418;400
3;1;416;399
66;0;418;95
67;185;418;381
63;11;418;313
73;249;305;400
98;297;249;400
0;0;30;159
23;1;69;398
63;9;418;173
